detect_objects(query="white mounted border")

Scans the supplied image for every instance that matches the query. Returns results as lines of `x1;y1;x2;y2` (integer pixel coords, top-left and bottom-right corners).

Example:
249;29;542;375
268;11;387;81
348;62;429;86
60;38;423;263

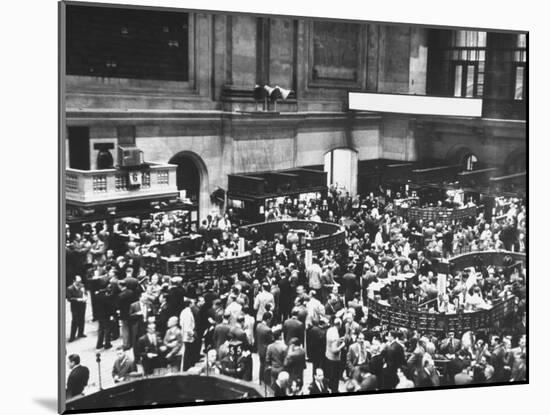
349;92;483;117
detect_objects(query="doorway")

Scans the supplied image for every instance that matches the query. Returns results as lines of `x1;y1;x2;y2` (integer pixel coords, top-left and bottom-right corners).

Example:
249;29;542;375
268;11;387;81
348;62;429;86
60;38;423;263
324;148;358;195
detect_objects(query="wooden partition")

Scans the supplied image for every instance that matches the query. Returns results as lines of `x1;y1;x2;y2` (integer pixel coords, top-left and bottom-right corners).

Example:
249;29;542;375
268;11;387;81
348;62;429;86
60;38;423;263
396;205;478;224
366;296;516;334
368;251;525;333
143;220;345;281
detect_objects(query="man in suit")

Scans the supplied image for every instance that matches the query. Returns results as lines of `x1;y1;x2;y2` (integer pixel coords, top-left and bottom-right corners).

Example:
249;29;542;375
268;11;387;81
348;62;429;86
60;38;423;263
95;279;115;349
213;312;232;352
283;309;305;345
454;361;474;385
256;312;274;384
136;322;163;375
346;332;370;379
67;276;87;342
129;293;155;359
368;341;384;385
439;331;461;357
381;330;406;389
229;315;250;349
306;318;327;375
123;267;141;299
489;335;507;381
341;265;358;305
309;368;331;394
112;346;136;383
272;371;289;397
66;354;89;399
166;277;185;317
265;326;288;387
117;280;135;350
416;355;441;388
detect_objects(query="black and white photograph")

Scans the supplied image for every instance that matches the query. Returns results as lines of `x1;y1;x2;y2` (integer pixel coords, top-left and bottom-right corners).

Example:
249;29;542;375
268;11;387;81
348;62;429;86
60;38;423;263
59;0;528;412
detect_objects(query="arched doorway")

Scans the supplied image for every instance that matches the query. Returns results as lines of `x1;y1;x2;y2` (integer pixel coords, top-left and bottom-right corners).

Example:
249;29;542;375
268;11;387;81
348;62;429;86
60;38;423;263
168;151;209;220
324;148;358;196
447;146;479;171
462;153;478;171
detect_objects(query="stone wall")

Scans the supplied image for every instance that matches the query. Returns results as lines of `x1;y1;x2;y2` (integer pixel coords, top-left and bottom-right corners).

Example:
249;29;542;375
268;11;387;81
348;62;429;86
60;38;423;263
64;8;526;218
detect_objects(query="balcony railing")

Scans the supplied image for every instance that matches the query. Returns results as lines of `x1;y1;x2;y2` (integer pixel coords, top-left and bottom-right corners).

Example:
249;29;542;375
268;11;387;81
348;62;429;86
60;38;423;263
66;163;178;204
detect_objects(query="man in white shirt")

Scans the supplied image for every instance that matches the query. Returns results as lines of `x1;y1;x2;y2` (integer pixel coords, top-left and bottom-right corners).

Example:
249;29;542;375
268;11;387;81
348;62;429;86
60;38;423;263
325;318;345;393
254;283;275;322
180;299;196;371
307;258;323;291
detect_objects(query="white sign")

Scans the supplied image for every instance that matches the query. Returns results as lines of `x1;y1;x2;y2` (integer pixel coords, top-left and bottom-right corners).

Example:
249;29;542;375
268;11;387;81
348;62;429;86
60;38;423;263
129;171;142;186
238;237;245;254
349;92;483;117
305;249;313;268
437;274;447;295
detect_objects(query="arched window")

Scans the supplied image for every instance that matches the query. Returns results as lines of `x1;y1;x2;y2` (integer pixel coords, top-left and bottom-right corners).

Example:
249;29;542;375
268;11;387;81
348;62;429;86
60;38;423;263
463;154;478;171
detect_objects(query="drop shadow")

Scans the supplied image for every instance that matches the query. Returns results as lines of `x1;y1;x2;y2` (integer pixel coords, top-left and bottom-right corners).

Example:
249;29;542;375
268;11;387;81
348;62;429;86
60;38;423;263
34;398;58;413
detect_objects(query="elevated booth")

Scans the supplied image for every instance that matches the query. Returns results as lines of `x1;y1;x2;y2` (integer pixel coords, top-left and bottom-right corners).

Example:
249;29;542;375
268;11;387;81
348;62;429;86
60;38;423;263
227;168;327;225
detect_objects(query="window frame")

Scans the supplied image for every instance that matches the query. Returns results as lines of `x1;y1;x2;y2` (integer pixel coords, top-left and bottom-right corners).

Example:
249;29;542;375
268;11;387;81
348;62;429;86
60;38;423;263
65;11;198;97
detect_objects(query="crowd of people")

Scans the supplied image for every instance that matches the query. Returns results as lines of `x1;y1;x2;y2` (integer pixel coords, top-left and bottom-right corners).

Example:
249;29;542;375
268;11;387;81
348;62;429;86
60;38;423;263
66;185;527;400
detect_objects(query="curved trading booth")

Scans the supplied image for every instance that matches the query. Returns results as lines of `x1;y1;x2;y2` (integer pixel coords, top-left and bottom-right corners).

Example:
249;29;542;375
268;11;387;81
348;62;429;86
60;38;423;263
142;220;345;281
65;374;267;412
395;205;479;224
367;251;525;334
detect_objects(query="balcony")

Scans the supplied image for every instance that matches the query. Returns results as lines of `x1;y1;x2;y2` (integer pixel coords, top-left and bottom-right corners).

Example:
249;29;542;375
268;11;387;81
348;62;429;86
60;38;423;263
66;163;179;206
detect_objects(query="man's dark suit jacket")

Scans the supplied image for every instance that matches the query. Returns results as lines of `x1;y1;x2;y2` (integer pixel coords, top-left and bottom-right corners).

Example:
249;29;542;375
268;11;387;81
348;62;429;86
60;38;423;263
129;301;155;322
213;322;231;351
67;284;86;311
309;379;331;395
112;357;136;381
123;276;140;297
256;322;274;360
266;340;288;375
283;317;304;345
284;347;306;381
383;341;406;370
306;325;326;364
272;382;287;397
95;289;115;320
117;289;135;320
368;353;384;381
66;365;90;399
229;326;249;348
136;334;162;358
136;333;162;373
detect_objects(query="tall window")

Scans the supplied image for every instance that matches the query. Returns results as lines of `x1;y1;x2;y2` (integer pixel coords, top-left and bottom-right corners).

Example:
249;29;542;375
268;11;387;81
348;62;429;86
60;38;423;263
448;31;487;97
513;34;527;100
66;6;189;81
